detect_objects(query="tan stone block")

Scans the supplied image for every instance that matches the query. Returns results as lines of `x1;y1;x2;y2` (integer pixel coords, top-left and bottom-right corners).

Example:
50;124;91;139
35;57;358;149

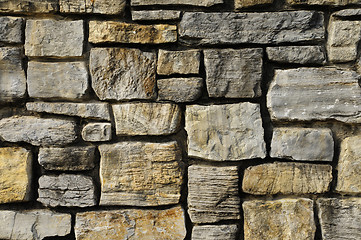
157;49;200;75
0;0;58;13
60;0;126;14
235;0;273;9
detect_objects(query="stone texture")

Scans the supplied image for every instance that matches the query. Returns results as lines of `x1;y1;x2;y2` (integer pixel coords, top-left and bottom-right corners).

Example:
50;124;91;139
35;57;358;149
38;146;95;171
287;0;361;5
25;19;84;57
38;174;96;207
0;16;23;43
113;103;181;136
0;210;71;240
192;225;238;240
90;48;156;101
0;47;26;101
89;21;177;44
185;103;266;161
188;165;240;223
266;46;326;64
75;206;186;240
242;162;332;195
60;0;126;14
270;127;334;161
82;123;112;142
179;11;324;45
158;77;203;102
99;141;183;206
132;10;181;21
26;102;110;120
235;0;273;8
0;116;77;146
243;198;315;240
267;67;361;123
0;0;58;13
332;8;361;17
317;198;361;240
0;147;32;204
131;0;223;6
204;48;262;98
157;49;201;75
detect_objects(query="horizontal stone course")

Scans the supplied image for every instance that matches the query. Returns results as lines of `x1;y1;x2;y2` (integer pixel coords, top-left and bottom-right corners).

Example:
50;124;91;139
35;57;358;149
131;0;223;6
132;10;181;21
192;225;238;240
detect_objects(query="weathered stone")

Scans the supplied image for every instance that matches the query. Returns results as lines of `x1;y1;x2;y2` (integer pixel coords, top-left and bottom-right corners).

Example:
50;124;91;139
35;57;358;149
60;0;126;14
89;48;156;101
317;198;361;240
332;8;361;17
38;146;95;171
185;103;266;161
267;68;361;123
158;78;203;102
157;49;200;75
204;48;262;98
287;0;361;5
131;0;223;6
113;103;181;136
188;165;240;223
179;11;324;45
26;102;110;120
242;162;332;195
132;10;181;21
0;147;31;204
235;0;273;8
0;47;26;101
25;19;84;57
270;127;334;161
89;21;177;44
266;46;326;64
82;123;112;142
75;206;186;240
0;116;77;146
99;141;183;206
243;198;316;240
0;210;71;240
0;16;23;43
38;174;96;207
192;225;238;240
0;0;58;13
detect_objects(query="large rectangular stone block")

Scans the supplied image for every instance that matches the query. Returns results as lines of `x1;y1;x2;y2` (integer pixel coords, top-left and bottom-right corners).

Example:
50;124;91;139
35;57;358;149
0;0;58;13
0;16;23;43
60;0;126;14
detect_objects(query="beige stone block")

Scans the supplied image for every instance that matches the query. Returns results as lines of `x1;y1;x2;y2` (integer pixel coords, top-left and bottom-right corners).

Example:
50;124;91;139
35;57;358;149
157;49;200;75
60;0;126;14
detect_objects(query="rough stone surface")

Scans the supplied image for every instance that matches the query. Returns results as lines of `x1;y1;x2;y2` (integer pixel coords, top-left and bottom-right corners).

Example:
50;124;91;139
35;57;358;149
131;0;223;6
204;48;262;98
89;21;177;44
82;123;112;142
60;0;126;14
27;62;88;100
157;49;200;75
317;198;361;240
235;0;273;8
270;127;334;161
0;116;77;146
38;146;95;171
267;67;361;123
99;141;183;206
90;48;156;101
266;46;326;64
243;198;316;240
113;103;181;136
25;19;84;57
0;16;23;43
75;206;186;240
38;174;96;208
287;0;361;5
0;0;58;13
188;165;240;223
179;11;324;45
192;225;238;240
0;147;31;204
26;102;110;120
332;8;361;17
132;10;181;21
185;103;266;161
158;78;203;102
242;162;332;195
0;210;71;240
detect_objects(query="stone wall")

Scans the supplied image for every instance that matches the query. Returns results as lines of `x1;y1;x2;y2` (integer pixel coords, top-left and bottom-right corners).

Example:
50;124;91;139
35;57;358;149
0;0;361;239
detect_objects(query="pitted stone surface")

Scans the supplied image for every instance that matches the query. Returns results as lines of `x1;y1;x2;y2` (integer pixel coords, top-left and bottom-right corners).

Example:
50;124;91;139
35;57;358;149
235;0;273;8
132;10;181;21
158;77;203;102
266;46;326;64
82;123;112;142
332;8;361;17
0;0;58;13
0;16;23;43
60;0;126;14
157;49;201;75
131;0;223;6
192;225;238;240
287;0;361;5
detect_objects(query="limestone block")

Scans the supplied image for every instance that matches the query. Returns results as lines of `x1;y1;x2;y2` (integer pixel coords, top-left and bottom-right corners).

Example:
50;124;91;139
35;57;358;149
270;127;334;161
75;206;186;240
266;46;326;64
0;116;77;146
185;103;266;161
157;49;200;75
188;165;240;223
0;0;58;13
242;162;332;195
82;123;112;142
60;0;126;14
287;0;361;5
179;11;324;45
0;16;23;43
235;0;273;8
25;19;84;57
131;0;223;6
332;8;361;17
0;147;32;204
89;48;156;101
132;10;181;21
192;225;238;240
113;103;181;136
267;67;361;123
38;174;96;207
243;198;316;240
204;48;262;98
89;21;177;44
99;141;183;206
38;146;95;171
158;78;203;102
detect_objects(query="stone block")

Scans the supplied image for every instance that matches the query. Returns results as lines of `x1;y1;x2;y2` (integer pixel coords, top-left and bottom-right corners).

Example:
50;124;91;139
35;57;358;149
0;0;58;13
332;8;361;17
158;77;203;102
192;225;238;240
0;16;23;43
131;0;223;6
266;46;326;64
287;0;361;5
235;0;273;8
82;123;112;142
132;10;181;21
157;49;200;75
60;0;126;14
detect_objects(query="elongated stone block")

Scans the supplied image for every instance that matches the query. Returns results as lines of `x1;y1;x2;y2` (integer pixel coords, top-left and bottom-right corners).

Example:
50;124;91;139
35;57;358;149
157;49;200;75
158;77;203;102
332;8;361;17
287;0;361;5
60;0;126;14
192;225;238;240
266;46;326;64
82;123;112;142
0;16;23;43
235;0;273;8
0;0;58;13
132;10;181;21
131;0;223;6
